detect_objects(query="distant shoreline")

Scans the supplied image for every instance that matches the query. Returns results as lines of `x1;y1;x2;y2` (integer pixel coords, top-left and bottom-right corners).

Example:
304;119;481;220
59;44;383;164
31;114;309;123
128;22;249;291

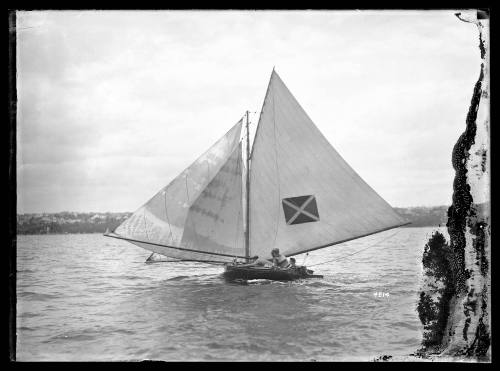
15;225;447;237
16;206;452;235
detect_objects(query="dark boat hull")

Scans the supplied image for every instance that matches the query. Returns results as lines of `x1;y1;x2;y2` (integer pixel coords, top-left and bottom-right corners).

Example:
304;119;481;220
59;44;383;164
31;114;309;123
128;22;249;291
223;265;323;281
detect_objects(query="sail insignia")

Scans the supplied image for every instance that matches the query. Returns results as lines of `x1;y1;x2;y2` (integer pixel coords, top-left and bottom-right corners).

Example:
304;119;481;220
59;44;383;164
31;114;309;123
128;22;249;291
282;195;320;225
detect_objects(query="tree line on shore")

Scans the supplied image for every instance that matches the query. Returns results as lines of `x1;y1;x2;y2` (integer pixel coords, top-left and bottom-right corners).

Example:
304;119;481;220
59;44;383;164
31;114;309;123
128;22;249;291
16;206;449;235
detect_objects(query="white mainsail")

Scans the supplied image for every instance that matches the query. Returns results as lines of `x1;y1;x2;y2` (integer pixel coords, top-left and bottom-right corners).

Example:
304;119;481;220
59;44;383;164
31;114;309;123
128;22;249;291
248;70;407;259
111;120;245;262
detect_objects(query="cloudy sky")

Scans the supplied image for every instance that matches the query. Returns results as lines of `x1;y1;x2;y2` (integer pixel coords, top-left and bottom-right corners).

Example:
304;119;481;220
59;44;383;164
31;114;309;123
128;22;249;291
16;10;481;213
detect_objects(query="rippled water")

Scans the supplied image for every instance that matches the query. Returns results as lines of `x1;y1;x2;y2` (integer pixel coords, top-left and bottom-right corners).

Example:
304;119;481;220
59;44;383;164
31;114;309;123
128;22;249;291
16;227;448;361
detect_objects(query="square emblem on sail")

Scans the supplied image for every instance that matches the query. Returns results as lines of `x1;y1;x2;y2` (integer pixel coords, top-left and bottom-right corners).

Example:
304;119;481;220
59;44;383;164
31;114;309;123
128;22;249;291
282;195;319;225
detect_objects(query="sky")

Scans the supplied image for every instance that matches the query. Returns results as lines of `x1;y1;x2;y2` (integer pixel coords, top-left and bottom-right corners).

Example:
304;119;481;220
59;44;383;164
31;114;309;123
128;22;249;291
16;10;482;213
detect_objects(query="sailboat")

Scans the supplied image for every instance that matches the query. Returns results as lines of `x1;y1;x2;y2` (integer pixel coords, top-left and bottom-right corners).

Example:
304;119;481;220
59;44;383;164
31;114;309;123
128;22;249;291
104;69;409;281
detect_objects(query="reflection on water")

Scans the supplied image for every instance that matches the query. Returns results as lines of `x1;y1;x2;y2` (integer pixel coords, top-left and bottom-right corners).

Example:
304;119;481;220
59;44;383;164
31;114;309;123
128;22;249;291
16;227;447;361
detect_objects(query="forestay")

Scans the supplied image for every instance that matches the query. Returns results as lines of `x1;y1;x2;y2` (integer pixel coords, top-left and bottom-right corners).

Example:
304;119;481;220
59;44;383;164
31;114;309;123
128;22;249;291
111;121;245;262
249;70;407;259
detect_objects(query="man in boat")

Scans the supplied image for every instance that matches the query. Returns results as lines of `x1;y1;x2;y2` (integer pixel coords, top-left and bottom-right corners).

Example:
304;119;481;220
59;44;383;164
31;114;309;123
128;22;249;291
288;257;309;273
271;248;290;268
288;257;304;271
285;256;315;276
236;255;273;268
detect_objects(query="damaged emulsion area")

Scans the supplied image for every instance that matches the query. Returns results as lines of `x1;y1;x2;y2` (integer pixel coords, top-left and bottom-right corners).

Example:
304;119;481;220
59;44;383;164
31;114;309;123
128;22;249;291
416;38;490;356
447;63;483;295
417;231;454;351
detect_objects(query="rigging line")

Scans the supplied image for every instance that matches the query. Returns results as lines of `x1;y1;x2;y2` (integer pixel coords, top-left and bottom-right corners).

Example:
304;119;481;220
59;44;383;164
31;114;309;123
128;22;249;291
302;253;309;265
307;229;402;267
143;208;150;241
272;84;281;248
163;190;173;241
184;173;190;202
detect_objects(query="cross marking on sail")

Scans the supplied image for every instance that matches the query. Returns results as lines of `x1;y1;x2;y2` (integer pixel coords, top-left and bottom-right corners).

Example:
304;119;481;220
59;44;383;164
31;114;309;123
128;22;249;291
282;195;320;225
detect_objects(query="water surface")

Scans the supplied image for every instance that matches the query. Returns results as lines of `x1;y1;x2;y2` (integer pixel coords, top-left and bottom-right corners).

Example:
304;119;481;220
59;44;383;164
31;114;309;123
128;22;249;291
17;227;446;361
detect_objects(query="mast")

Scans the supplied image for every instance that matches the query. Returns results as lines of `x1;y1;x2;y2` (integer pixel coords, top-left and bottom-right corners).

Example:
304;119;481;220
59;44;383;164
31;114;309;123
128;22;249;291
245;110;251;260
